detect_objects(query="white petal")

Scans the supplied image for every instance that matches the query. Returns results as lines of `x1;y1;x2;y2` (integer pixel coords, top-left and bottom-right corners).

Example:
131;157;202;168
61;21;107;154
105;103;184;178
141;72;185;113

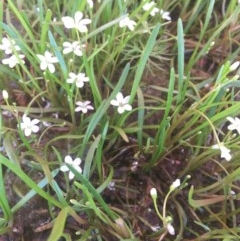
65;155;73;164
123;95;130;104
80;19;92;25
69;171;75;180
73;158;82;166
110;100;119;106
31;119;40;125
74;166;82;174
62;16;75;28
37;54;45;61
50;57;58;63
2;58;11;65
81;108;88;113
74;11;83;23
31;126;40;133
40;62;48;71
63;42;71;48
77;25;88;33
124;104;132;111
76;81;84;88
24;128;31;137
60;165;69;172
74;49;83;56
118;106;125;114
63;48;72;54
48;64;55;73
116;92;124;102
226;116;235;123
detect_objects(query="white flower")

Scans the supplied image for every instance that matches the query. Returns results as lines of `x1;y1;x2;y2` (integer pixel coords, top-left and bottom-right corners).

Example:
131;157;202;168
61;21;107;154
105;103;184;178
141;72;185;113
36;51;58;73
160;9;171;21
0;37;20;54
2;90;8;100
20;114;40;137
212;143;232;161
87;0;93;8
170;179;181;191
119;16;137;31
143;1;159;16
60;155;82;180
230;61;240;72
63;41;85;56
167;223;175;235
227;116;240;134
108;181;116;191
75;100;94;113
110;92;132;114
66;72;89;88
2;54;25;68
62;11;91;33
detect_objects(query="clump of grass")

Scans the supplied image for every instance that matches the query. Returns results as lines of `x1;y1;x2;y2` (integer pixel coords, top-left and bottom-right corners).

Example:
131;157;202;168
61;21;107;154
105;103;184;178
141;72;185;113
0;0;240;240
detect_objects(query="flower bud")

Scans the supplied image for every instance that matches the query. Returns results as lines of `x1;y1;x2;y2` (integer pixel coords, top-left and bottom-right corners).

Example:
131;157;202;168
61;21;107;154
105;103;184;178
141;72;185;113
170;179;181;191
150;188;157;199
230;61;240;72
2;90;8;100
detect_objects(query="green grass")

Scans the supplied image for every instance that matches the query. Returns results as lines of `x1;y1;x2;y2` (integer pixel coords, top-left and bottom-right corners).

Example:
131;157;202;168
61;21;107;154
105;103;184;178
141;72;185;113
0;0;240;240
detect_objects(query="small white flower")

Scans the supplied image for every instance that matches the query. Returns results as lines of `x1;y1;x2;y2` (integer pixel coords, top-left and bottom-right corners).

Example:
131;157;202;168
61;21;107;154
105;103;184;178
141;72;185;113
0;37;20;54
167;223;175;235
227;116;240;134
170;179;181;191
2;90;9;100
60;155;82;180
151;225;160;232
62;11;91;33
110;92;132;114
75;100;94;113
108;181;116;191
143;1;159;16
63;41;85;56
87;0;93;8
212;143;232;161
66;72;89;88
20;114;40;137
119;16;137;31
160;9;171;21
230;61;240;72
2;54;25;68
37;51;58;73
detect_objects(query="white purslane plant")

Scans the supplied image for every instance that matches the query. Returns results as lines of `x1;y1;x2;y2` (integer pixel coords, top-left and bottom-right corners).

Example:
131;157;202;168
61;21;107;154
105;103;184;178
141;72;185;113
110;92;132;114
60;155;82;180
227;116;240;134
66;72;89;88
119;16;137;31
75;100;94;113
62;41;85;56
2;54;25;68
37;51;58;73
212;142;232;161
0;37;20;54
160;9;171;21
62;11;91;33
142;1;159;16
19;114;40;137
